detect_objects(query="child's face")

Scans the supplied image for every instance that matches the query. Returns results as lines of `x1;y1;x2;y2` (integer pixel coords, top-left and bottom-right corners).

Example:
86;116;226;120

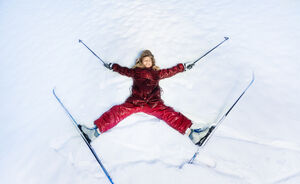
142;56;153;68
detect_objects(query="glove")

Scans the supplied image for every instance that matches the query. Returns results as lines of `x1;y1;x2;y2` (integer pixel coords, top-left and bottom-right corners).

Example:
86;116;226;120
184;62;195;71
104;62;113;70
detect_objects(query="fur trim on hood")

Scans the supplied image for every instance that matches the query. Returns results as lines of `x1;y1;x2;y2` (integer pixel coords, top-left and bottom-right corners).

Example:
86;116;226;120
132;50;160;70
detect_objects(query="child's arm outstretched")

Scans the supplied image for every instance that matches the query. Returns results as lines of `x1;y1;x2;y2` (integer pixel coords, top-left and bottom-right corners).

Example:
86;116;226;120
111;63;135;78
159;63;185;79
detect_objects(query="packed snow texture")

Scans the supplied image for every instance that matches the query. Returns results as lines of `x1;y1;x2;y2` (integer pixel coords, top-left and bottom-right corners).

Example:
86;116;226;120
1;0;300;184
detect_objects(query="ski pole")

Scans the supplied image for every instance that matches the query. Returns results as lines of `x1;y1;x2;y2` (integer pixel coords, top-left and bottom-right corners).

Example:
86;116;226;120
79;39;106;65
192;37;229;65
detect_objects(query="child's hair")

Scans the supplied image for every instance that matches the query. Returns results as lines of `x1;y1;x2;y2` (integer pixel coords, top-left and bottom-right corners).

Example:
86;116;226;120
132;50;160;70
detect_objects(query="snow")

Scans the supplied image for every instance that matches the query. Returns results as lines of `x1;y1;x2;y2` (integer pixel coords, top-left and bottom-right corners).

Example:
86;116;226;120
1;0;300;183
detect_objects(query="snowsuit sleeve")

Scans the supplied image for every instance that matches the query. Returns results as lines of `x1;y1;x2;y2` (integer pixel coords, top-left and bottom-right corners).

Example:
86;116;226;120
112;64;135;78
158;63;185;79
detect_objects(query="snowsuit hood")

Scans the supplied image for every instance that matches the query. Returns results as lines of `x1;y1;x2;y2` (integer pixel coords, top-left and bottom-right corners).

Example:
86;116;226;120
132;50;160;71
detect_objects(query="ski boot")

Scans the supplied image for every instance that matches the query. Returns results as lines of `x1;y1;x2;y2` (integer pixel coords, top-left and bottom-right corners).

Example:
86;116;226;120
78;125;100;143
187;123;214;146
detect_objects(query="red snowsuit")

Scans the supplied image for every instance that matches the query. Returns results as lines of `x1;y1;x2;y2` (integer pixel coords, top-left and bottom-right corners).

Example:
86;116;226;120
94;63;192;134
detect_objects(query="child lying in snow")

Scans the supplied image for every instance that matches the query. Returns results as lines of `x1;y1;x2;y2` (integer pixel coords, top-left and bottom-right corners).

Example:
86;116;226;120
79;50;210;145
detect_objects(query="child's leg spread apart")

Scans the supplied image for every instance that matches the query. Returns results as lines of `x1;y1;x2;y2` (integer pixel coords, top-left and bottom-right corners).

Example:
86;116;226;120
143;103;192;134
94;102;140;133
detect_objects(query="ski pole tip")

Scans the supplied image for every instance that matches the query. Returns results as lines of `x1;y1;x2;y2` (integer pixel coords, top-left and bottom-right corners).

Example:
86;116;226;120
224;37;229;40
79;39;82;43
52;87;56;95
251;71;255;81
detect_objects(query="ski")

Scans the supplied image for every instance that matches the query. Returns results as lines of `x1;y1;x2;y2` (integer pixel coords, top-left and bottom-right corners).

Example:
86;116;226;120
52;89;114;184
183;73;255;167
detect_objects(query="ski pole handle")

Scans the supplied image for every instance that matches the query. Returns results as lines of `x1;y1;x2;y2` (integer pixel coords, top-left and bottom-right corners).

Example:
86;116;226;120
79;39;106;65
193;37;229;65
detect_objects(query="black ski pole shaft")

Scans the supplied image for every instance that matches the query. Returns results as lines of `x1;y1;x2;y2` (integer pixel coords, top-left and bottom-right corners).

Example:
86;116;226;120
193;37;229;65
79;39;105;65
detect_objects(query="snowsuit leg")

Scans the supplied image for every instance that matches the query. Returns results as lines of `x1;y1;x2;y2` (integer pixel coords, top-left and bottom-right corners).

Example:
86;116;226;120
142;102;192;134
94;102;140;133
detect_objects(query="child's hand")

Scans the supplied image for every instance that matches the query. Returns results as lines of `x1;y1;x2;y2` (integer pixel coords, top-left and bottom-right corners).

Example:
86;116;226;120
104;63;113;70
184;62;195;71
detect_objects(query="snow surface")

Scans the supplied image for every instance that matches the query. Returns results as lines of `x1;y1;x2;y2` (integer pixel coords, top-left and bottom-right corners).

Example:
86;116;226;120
1;0;300;183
